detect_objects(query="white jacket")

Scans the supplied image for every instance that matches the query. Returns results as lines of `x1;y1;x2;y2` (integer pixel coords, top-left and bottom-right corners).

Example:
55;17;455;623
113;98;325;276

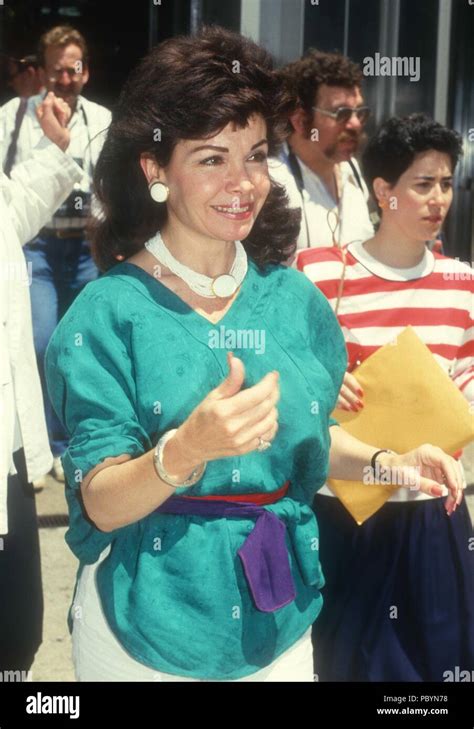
0;94;111;184
269;143;374;250
0;138;83;533
0;94;111;229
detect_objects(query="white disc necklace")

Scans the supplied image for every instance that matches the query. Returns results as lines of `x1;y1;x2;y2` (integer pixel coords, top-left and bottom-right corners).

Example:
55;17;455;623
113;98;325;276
145;231;248;298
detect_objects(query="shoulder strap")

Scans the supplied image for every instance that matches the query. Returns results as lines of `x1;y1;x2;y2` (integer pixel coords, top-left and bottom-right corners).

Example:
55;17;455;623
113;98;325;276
348;158;364;193
4;97;28;178
287;149;305;193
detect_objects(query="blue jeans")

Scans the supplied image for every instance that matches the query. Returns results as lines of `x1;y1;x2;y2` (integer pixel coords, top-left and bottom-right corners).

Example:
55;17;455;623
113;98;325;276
24;233;98;458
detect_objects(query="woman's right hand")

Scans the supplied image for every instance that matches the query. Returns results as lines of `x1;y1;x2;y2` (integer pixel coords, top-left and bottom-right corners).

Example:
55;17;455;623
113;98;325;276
170;352;280;466
337;370;364;412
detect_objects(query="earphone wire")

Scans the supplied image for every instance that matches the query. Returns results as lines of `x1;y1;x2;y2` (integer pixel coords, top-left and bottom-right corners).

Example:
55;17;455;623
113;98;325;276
287;148;366;315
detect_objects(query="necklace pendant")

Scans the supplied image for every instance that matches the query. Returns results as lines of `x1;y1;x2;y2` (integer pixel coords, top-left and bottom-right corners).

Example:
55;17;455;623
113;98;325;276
211;274;238;298
144;233;247;299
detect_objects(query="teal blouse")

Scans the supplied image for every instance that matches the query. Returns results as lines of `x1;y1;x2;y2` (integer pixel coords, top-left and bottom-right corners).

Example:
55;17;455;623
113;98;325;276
45;258;347;679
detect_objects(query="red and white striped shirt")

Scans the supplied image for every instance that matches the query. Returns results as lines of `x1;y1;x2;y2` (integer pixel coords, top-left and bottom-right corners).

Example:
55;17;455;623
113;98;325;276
298;240;473;502
298;240;474;404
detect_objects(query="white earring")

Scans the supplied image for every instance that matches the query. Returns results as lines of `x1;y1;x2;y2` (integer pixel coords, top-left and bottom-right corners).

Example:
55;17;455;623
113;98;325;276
149;180;169;203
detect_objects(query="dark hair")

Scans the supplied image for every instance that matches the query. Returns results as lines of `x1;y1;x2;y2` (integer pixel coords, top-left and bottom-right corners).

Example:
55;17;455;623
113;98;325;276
91;25;300;271
3;51;38;68
1;49;37;83
362;113;463;197
280;49;363;120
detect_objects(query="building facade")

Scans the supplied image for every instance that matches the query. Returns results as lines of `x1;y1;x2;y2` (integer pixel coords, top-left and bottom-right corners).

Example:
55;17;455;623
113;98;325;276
1;0;472;258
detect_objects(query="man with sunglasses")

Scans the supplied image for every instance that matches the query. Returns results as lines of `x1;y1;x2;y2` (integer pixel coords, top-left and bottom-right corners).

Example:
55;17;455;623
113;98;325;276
0;25;111;487
270;50;374;253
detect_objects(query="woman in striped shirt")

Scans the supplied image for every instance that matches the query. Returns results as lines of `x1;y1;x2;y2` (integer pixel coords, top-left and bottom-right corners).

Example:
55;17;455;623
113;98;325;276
298;114;473;682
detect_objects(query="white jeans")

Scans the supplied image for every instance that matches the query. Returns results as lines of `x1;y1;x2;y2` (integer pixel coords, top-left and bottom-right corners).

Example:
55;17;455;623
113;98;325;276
72;551;314;682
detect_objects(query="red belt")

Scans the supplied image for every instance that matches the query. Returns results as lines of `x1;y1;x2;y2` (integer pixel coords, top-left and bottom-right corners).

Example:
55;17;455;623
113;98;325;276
184;480;290;505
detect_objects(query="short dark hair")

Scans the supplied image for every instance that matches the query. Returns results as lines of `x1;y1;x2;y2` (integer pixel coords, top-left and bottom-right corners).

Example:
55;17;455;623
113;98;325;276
91;25;300;271
4;54;38;78
280;49;363;118
362;113;463;196
1;48;37;79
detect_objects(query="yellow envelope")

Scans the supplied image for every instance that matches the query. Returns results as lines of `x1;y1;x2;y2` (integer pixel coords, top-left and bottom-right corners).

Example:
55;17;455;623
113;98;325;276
328;326;474;524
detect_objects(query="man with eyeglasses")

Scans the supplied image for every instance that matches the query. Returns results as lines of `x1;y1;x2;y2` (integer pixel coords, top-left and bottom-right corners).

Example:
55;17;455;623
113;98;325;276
0;25;111;487
270;50;374;253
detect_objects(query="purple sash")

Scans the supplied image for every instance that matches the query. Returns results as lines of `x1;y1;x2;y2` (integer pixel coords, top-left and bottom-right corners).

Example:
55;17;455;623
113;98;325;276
156;496;296;612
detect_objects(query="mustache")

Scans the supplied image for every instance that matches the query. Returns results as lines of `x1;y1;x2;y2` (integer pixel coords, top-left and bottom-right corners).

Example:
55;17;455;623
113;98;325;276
337;130;360;143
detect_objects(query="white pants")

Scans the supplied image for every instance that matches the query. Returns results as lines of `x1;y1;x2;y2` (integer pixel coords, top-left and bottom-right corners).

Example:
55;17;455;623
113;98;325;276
72;551;314;682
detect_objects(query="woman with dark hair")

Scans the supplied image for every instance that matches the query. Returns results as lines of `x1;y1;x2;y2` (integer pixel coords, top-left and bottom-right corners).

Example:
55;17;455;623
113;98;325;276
46;37;463;681
298;113;473;681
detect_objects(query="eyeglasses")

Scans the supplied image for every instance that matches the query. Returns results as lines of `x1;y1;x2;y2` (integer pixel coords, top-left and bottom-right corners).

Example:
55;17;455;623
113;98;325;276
48;67;83;82
313;106;371;124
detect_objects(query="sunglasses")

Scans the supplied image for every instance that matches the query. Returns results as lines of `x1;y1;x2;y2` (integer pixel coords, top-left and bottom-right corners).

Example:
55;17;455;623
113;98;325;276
6;58;38;81
312;106;371;124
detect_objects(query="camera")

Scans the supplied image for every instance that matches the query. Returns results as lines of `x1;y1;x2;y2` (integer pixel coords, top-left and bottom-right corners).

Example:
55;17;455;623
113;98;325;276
54;189;92;219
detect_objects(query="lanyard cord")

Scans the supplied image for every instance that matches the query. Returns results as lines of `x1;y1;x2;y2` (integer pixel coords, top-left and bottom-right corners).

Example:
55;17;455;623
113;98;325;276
326;206;347;314
287;148;348;314
335;244;347;315
55;96;94;179
77;103;95;178
287;149;311;248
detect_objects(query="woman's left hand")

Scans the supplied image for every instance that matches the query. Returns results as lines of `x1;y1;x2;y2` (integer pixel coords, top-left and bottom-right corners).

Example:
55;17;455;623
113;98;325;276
380;445;465;515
